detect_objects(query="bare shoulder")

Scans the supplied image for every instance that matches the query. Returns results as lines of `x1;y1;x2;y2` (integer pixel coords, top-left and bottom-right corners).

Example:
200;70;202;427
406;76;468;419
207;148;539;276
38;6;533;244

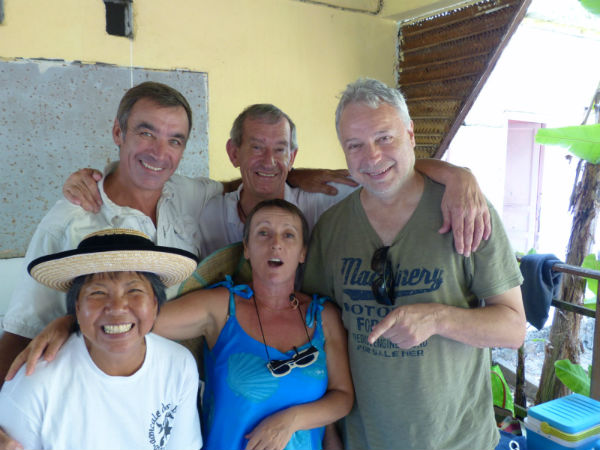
178;285;228;303
320;300;344;333
320;299;341;316
198;286;231;316
202;286;231;302
168;286;230;320
294;292;342;328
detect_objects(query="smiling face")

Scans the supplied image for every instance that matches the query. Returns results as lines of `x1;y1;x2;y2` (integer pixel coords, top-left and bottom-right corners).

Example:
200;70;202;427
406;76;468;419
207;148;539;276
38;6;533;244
227;117;297;201
338;101;416;200
113;97;189;194
75;271;158;376
243;207;306;285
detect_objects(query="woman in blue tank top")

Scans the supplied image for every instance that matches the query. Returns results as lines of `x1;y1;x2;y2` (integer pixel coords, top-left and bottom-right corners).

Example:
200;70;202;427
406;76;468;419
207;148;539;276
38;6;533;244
158;199;354;449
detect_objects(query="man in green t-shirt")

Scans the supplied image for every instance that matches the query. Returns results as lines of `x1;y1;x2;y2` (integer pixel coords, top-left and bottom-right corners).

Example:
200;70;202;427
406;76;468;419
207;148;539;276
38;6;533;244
303;78;526;450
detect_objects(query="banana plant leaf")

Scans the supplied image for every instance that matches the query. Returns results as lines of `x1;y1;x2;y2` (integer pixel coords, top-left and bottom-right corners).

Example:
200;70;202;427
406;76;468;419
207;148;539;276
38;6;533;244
580;0;600;15
535;124;600;163
555;359;591;396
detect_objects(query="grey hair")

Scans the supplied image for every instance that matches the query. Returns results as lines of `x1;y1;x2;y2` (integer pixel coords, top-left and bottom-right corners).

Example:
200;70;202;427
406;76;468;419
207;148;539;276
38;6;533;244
230;104;298;151
334;78;411;138
66;271;166;334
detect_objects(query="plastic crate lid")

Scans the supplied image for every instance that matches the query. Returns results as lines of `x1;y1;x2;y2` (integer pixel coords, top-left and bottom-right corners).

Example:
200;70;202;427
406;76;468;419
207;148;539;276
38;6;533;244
528;394;600;435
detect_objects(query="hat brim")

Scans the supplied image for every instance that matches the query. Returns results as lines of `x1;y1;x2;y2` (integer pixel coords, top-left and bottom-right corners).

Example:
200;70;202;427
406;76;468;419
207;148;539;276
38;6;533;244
29;248;199;292
177;242;252;296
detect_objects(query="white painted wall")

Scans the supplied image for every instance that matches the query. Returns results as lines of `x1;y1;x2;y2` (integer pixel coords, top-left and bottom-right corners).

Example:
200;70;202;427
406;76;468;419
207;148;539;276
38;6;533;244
444;11;600;260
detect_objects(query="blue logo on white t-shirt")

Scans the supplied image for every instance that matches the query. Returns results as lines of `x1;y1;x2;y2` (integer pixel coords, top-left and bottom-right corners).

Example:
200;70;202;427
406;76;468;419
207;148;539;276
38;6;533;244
148;403;178;450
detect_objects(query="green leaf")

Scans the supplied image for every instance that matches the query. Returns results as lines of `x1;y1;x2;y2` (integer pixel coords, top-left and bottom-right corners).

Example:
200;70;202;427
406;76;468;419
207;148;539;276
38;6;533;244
584;298;597;311
579;0;600;15
555;359;590;396
535;125;600;163
582;253;600;299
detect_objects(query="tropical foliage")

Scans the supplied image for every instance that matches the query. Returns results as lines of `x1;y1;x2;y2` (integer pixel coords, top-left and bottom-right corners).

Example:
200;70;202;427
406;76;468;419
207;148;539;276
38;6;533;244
580;0;600;15
535;125;600;163
555;359;591;396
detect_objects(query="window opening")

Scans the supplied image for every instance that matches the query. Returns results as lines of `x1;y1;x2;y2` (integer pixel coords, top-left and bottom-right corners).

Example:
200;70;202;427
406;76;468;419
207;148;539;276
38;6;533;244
104;0;132;38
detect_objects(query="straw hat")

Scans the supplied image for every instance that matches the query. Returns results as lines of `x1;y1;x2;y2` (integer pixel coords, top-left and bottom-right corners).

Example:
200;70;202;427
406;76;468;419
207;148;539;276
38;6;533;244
177;241;252;296
28;229;199;292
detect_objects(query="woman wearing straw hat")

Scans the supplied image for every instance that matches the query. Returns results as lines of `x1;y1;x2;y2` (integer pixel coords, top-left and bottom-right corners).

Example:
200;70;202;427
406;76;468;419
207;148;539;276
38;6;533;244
0;229;202;450
7;200;353;450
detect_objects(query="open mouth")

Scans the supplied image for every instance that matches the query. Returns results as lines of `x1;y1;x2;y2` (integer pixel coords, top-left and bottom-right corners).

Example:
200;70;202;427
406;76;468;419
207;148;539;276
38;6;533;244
140;160;163;172
102;323;134;334
268;258;283;267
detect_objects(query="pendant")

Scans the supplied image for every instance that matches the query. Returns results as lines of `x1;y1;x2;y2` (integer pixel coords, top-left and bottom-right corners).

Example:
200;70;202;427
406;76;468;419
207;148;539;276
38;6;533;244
289;294;299;310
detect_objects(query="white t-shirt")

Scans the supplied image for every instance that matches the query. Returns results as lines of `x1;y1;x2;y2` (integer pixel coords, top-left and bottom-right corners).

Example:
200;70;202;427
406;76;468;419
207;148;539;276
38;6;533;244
197;182;357;256
2;170;222;338
0;333;202;450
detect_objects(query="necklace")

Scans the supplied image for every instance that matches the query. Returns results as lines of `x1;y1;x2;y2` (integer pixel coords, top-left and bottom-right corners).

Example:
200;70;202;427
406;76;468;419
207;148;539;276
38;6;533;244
237;199;247;223
252;293;318;377
253;294;308;346
254;294;299;312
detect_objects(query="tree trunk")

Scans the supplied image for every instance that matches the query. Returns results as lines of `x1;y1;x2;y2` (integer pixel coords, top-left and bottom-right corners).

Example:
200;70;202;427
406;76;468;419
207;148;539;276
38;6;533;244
535;161;600;404
514;345;526;407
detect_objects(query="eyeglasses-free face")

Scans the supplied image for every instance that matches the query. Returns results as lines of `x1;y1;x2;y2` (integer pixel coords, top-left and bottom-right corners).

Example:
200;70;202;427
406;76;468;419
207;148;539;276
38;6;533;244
267;345;319;377
371;246;395;305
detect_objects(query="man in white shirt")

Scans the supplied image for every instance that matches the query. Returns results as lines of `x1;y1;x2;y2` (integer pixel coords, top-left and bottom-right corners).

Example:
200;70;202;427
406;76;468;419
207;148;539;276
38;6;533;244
198;104;358;256
0;82;224;387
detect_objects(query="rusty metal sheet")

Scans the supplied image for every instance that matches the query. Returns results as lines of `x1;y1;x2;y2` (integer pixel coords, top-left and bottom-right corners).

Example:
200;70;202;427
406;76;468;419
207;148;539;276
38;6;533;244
0;59;209;258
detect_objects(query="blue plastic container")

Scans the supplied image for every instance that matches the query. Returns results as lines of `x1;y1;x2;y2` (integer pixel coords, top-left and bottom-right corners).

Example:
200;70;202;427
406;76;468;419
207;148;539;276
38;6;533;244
525;394;600;450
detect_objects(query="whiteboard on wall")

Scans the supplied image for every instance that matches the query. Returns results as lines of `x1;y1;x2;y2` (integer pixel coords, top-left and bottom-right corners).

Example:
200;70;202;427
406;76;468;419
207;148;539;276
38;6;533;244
0;59;209;258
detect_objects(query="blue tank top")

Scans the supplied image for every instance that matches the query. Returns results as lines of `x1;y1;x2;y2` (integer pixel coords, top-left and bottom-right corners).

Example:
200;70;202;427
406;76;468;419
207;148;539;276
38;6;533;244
202;279;328;450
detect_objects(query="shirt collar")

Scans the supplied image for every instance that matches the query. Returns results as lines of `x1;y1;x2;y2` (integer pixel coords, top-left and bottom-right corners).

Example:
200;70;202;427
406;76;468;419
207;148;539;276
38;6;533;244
226;182;293;226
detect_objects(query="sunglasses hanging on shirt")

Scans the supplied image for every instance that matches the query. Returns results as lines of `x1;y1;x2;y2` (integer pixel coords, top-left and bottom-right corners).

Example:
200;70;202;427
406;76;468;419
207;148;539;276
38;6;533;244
371;245;396;306
253;293;319;377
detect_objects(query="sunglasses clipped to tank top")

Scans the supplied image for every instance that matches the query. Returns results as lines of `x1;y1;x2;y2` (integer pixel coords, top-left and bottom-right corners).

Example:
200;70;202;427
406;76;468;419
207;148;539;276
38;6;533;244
252;293;319;377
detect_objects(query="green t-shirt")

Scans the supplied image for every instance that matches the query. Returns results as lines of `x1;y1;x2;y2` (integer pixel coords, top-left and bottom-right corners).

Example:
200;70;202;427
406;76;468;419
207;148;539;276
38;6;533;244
303;177;523;450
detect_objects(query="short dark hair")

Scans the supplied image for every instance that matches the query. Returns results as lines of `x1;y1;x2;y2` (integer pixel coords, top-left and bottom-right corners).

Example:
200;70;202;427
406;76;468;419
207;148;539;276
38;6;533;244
66;271;166;333
242;199;309;249
116;81;193;136
230;104;297;151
